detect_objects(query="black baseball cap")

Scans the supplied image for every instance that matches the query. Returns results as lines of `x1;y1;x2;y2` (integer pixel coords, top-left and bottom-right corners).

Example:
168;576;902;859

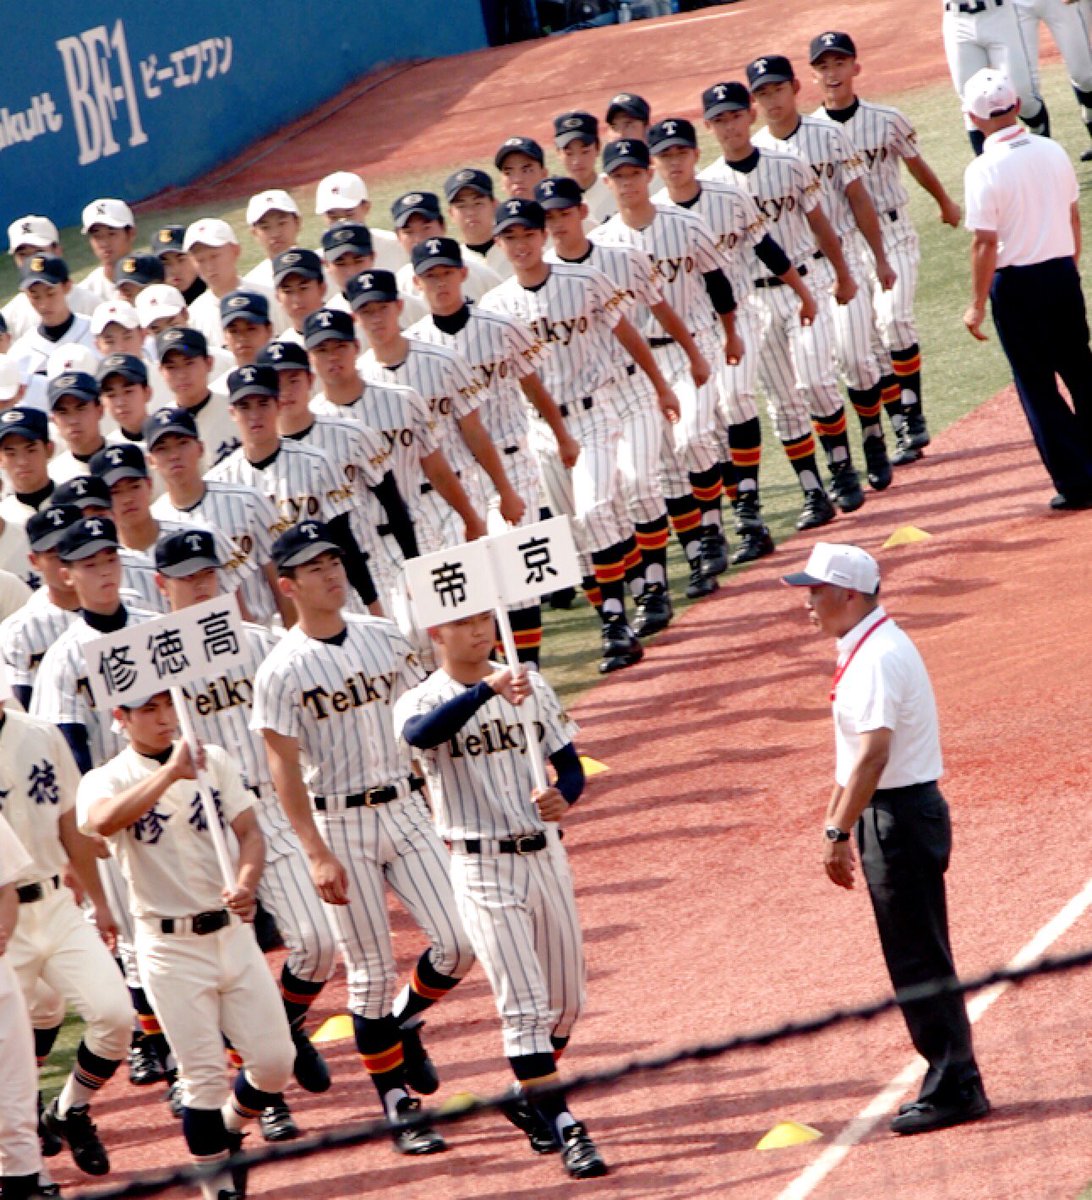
0;406;49;445
345;271;399;310
272;248;324;286
157;327;208;360
53;475;112;511
602;138;651;173
493;198;546;235
155;528;222;577
257;339;311;371
304;307;358;343
91;442;149;487
150;225;187;257
220;290;271;326
48;372;100;409
19;255;68;289
144;406;199;448
702;81;752;119
747;54;796;89
648;118;698;153
412;237;465;274
494;137;545;169
606;92;651;124
534;177;584;210
391;192;442;229
272;520;343;571
26;505;82;552
809;31;857;62
97;353;148;387
321;222;374;261
57;516;119;562
554;111;598;147
114;254;165;287
227;364;279;403
444;167;494;202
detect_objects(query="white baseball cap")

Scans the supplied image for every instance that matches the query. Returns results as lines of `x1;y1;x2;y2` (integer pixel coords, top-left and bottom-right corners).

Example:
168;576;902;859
7;215;59;254
46;345;101;379
962;69;1018;120
90;300;142;336
0;356;24;402
183;218;239;250
136;284;187;325
81;198;135;233
246;189;300;226
782;542;881;595
315;171;368;214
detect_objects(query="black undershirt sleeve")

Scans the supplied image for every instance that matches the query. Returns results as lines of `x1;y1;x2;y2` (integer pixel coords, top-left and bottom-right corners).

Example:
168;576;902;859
550;743;585;805
59;723;92;776
370;471;419;560
324;513;377;607
754;233;793;278
402;682;495;749
701;268;737;315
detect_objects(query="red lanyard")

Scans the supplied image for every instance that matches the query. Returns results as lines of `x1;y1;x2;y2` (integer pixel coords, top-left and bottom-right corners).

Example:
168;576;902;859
830;615;889;702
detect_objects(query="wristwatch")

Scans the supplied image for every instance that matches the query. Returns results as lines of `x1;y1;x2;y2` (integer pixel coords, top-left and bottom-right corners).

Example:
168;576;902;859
824;825;851;843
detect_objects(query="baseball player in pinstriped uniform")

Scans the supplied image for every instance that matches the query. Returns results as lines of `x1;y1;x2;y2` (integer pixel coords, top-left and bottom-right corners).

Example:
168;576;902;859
252;521;476;1156
444;169;515;281
319;224;429;329
700;81;862;532
394;609;607;1179
750;53;898;497
553;113;617;225
811;32;964;462
1013;0;1092;157
648;114;817;565
392;193;502;305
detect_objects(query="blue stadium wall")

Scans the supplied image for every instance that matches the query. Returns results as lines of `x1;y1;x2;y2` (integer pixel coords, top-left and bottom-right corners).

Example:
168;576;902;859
0;1;488;229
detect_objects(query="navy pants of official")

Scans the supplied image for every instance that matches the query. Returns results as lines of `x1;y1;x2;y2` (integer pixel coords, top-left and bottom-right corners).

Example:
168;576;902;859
991;256;1092;501
856;782;982;1104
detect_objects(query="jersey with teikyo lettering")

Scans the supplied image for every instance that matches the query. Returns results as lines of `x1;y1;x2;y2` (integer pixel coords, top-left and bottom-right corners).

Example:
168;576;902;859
754;115;866;238
393;667;577;841
358;338;482;475
815;101;917;217
0;588;78;695
251;614;427;798
592;203;726;337
406;306;542;450
479;261;624;401
700;148;822;277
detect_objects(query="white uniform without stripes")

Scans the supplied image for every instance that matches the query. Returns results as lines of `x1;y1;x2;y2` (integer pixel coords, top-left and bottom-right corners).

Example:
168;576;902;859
187;281;284;351
180;396;241;469
9;318;98;410
396;250;501;307
2;283;99;341
479;262;626;556
701;149;842;441
0;589;78;699
251;616;474;1018
942;0;1042;128
393;668;585;1056
0;518;33;591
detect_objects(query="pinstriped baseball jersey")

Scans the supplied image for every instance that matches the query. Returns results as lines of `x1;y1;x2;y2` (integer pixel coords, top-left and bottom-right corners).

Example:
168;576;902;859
206;438;354;534
311;383;440;510
118;525;241;615
151;480;280;627
479;262;624;400
405;306;542;448
815;101;917;216
0;590;78;693
700;149;822;276
358;338;482;474
393;667;577;841
754;115;866;238
31;604;159;768
251;615;426;797
592;203;726;337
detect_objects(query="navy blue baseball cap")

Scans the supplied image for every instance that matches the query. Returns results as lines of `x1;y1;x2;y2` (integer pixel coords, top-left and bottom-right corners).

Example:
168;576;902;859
648;118;698;153
53;475;112;511
554;111;599;147
220;290;271;326
272;520;343;571
602;138;651;173
412;237;464;274
273;248;324;286
155;528;221;577
747;54;796;89
227;364;279;403
26;504;82;552
321;222;374;261
493;198;546;235
90;442;148;487
257;339;311;371
809;31;857;62
345;271;399;310
534;177;584;210
444;167;494;202
606;92;651;124
144;405;199;448
702;81;752;119
150;225;187;257
114;254;165;287
19;255;68;290
391;192;442;229
304;306;358;343
48;372;100;409
157;326;209;360
494;137;545;169
0;406;49;445
57;515;119;562
96;353;148;387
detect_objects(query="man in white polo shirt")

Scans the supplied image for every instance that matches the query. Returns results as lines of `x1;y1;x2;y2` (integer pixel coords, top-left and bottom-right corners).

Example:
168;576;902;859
783;542;988;1136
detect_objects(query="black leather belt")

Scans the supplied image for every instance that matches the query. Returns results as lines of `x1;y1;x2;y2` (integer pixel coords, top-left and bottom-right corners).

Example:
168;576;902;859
946;0;1000;12
558;396;594;419
625;363;637;376
377;522;392;535
17;875;60;904
755;250;824;289
886;209;900;222
314;775;425;812
160;909;230;935
649;336;675;348
420;482;434;495
503;444;520;455
459;832;548;855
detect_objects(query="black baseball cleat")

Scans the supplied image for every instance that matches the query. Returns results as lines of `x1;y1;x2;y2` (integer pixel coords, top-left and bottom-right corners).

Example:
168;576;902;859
828;462;866;513
905;409;930;449
128;1034;166;1086
258;1099;299;1142
166;1076;184;1118
548;586;577;610
42;1101;109;1177
38;1094;62;1158
890;1083;989;1136
291;1027;331;1094
400;1023;439;1096
632;583;673;638
1082;146;1092;162
685;558;718;598
598;616;643;674
795;489;837;531
890;425;923;466
500;1095;560;1154
698;524;729;577
560;1122;609;1179
1049;491;1092;510
862;437;893;491
391;1096;446;1156
731;495;775;564
225;1130;248;1197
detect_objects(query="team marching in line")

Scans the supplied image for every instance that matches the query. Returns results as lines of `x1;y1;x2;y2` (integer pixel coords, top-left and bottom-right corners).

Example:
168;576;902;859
0;31;963;1200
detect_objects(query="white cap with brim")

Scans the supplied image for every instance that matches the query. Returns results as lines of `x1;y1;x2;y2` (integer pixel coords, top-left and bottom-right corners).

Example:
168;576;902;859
8;215;59;253
136;285;186;325
315;171;368;213
962;69;1018;120
81;199;135;233
781;541;880;594
183;219;239;251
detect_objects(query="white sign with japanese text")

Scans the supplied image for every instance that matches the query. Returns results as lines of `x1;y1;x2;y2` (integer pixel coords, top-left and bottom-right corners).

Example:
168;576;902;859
404;538;499;628
486;516;581;608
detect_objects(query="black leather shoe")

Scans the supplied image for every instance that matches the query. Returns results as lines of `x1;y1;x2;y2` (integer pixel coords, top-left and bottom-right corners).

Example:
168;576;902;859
890;1085;989;1135
500;1095;560;1154
829;462;866;513
698;524;729;577
632;584;673;638
862;437;893;491
291;1027;331;1094
685;559;718;598
890;424;923;466
258;1099;299;1142
560;1121;609;1179
128;1035;166;1086
598;617;643;674
401;1023;439;1096
391;1096;446;1155
905;408;931;449
42;1101;109;1176
796;489;837;531
38;1094;62;1158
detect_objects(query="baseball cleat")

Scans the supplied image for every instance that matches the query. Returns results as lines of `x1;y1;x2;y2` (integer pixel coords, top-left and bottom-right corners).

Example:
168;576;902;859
226;1130;248;1197
38;1094;63;1157
35;1180;61;1200
400;1023;440;1096
597;617;643;674
128;1035;166;1086
685;559;718;598
731;523;774;564
560;1122;609;1179
500;1095;560;1154
291;1028;331;1094
1082;146;1092;162
391;1096;447;1156
43;1101;110;1177
904;409;931;449
166;1076;184;1118
632;584;673;638
698;524;729;577
862;437;893;491
890;425;923;466
258;1099;300;1142
795;489;837;531
828;462;866;513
